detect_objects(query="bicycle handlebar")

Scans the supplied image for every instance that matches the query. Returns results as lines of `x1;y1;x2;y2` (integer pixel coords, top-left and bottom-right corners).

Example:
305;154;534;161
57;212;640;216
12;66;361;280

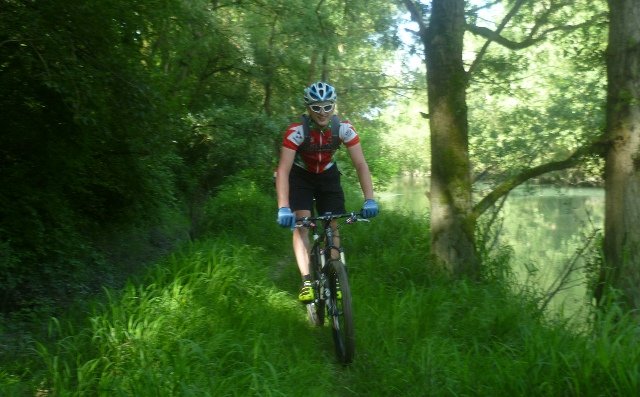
295;212;370;228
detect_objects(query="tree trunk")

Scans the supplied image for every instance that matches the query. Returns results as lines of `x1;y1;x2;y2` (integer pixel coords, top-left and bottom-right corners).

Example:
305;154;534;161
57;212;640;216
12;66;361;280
402;0;600;279
600;0;640;310
426;0;479;277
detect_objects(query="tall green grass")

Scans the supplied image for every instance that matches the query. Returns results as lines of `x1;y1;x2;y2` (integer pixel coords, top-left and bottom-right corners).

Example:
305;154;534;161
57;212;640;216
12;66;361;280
2;177;639;396
31;239;329;396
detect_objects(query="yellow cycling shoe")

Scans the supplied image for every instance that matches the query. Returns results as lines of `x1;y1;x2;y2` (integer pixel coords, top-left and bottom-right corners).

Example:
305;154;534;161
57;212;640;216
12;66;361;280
298;280;315;303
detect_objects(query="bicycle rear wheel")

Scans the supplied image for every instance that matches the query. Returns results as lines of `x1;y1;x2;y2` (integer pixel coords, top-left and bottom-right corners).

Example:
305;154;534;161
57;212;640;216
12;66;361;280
306;245;325;326
328;260;354;364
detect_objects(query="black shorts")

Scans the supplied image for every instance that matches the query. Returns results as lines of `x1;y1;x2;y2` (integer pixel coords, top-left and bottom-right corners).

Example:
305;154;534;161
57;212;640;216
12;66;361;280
289;165;346;215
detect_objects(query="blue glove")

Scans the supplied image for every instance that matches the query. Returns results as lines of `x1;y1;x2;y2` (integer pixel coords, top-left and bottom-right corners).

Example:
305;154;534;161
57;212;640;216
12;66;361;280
361;199;379;218
277;207;295;228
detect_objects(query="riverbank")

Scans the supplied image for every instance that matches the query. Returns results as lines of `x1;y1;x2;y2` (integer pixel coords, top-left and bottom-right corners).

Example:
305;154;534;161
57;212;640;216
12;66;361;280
380;176;604;320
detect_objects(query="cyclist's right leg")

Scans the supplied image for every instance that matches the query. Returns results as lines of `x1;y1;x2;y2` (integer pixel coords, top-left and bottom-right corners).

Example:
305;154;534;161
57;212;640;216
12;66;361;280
292;209;314;302
289;165;314;279
292;209;312;276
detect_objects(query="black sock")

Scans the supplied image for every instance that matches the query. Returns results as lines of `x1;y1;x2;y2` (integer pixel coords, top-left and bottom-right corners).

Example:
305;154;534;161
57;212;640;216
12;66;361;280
302;274;312;282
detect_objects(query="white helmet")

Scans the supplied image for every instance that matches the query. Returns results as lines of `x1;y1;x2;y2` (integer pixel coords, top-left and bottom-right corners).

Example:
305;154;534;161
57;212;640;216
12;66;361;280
303;81;337;105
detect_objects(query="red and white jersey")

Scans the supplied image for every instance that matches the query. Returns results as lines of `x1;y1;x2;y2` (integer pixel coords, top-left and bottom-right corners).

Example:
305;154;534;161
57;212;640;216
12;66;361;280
282;119;360;173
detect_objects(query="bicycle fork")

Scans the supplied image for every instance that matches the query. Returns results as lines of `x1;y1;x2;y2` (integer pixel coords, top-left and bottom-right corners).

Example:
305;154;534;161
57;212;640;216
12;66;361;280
311;228;346;312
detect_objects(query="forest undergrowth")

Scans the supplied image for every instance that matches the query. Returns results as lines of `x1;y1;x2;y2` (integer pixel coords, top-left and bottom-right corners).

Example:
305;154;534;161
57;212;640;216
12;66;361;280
1;178;639;396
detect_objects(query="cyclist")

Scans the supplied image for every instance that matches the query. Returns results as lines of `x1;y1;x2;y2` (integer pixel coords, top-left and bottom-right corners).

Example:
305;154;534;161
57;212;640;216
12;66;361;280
275;81;379;303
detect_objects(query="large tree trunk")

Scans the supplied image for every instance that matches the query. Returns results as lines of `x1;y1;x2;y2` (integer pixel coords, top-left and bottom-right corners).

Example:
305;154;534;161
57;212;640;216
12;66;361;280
601;0;640;310
426;0;479;277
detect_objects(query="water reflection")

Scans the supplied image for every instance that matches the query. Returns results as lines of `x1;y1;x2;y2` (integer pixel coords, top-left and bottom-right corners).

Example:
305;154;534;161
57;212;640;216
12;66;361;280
380;176;604;317
503;187;603;316
379;175;430;215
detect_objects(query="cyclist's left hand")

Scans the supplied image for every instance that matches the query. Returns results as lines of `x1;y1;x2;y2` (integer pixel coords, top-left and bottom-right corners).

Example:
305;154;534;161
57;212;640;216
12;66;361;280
361;199;379;218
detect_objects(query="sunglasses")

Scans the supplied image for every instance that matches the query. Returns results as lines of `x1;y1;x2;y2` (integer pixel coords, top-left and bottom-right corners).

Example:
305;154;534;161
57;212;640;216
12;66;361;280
310;103;334;113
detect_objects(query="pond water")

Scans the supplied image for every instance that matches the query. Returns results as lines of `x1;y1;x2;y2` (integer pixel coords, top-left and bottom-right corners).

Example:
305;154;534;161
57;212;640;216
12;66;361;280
379;176;604;318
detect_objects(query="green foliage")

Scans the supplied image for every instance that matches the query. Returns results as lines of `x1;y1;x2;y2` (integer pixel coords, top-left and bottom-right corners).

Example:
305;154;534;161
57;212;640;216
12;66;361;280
466;0;608;186
0;0;404;313
0;0;185;312
378;91;431;177
202;174;282;247
0;0;612;325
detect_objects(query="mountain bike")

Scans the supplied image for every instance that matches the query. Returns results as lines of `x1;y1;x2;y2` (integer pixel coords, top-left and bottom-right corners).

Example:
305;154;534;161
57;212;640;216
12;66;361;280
295;211;369;364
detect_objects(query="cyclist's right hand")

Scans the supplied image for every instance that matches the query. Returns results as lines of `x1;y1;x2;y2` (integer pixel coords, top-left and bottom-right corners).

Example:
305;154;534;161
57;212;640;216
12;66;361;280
277;207;295;228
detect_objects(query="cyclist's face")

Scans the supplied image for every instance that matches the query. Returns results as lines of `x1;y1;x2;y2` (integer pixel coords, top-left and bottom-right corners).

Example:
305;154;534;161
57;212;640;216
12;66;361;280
307;101;335;127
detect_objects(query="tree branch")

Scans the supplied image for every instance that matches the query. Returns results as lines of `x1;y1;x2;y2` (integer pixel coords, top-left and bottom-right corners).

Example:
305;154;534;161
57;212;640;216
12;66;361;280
467;0;527;77
466;12;607;51
466;24;540;50
471;138;608;221
538;228;599;313
401;0;429;42
0;39;22;48
315;0;327;34
467;0;501;15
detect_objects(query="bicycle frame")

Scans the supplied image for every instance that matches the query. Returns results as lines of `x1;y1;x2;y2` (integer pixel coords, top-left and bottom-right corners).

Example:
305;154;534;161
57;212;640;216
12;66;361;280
296;212;367;364
298;212;362;282
309;215;348;267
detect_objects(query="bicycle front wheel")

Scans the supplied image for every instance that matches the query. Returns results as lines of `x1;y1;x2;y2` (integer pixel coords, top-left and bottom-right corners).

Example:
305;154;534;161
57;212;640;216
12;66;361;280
328;260;354;364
